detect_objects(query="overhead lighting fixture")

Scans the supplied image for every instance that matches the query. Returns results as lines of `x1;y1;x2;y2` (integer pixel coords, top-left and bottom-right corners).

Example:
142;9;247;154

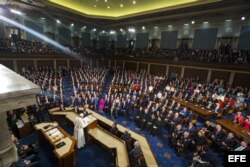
128;28;135;33
82;26;86;29
168;25;172;27
110;30;115;34
225;19;232;22
41;17;45;20
104;0;107;3
184;23;189;26
94;5;97;8
203;21;209;24
93;28;96;31
120;4;123;7
142;26;145;30
133;1;136;5
107;6;110;9
56;19;61;23
10;9;22;15
154;26;158;29
191;20;195;24
102;30;105;33
120;28;123;31
241;16;245;20
71;23;74;26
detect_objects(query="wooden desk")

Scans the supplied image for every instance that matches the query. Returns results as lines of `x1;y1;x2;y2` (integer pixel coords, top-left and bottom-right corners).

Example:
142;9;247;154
49;108;98;131
88;126;129;167
16;116;32;138
35;122;77;167
217;119;250;143
86;109;158;167
50;107;158;167
174;98;212;119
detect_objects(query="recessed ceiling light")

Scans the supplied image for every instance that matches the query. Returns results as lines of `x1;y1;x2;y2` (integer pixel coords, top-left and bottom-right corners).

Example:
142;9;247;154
104;0;107;3
107;6;110;9
93;28;96;31
128;28;135;33
83;26;86;29
142;26;145;30
154;26;158;29
56;19;60;23
96;0;98;1
184;23;189;26
71;23;74;26
191;20;195;24
225;19;232;22
168;25;172;27
10;9;22;15
241;16;245;20
120;28;123;31
120;4;123;7
110;31;115;34
102;30;105;33
133;1;136;5
203;21;209;24
94;5;97;7
41;17;45;20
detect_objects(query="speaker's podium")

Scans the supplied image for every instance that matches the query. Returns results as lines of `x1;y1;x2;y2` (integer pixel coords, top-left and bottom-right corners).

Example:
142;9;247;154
35;122;77;167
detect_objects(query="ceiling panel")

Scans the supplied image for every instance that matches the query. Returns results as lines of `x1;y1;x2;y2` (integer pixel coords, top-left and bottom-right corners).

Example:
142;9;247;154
47;0;221;19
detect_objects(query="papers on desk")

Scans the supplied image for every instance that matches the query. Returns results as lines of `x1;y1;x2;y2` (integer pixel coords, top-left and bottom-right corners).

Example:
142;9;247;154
16;119;24;128
21;115;29;123
48;128;59;136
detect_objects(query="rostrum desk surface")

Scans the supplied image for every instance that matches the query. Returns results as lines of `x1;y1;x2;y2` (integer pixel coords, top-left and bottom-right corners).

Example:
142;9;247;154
49;107;158;167
88;127;129;167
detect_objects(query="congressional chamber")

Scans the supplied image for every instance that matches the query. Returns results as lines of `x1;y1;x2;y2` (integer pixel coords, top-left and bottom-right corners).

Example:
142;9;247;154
0;0;250;167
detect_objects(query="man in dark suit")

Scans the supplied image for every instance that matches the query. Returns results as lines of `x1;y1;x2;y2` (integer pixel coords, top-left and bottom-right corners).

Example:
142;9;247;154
221;132;237;151
139;109;150;129
169;124;183;148
211;125;226;148
170;112;181;132
176;131;191;156
121;130;131;142
130;141;142;156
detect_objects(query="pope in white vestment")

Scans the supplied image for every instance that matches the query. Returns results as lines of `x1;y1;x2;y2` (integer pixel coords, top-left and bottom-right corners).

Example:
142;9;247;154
74;113;86;149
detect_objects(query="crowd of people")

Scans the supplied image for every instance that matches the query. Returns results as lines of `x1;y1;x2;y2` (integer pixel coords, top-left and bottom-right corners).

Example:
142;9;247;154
0;38;58;54
6;65;250;167
1;37;250;65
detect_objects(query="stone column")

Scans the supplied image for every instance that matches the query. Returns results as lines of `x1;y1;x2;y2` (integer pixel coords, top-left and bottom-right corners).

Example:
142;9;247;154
67;59;70;68
13;60;18;72
34;60;37;69
0;112;18;167
122;61;125;69
53;59;57;70
207;70;212;82
136;62;139;72
147;63;150;74
166;65;169;76
229;71;236;86
181;67;185;78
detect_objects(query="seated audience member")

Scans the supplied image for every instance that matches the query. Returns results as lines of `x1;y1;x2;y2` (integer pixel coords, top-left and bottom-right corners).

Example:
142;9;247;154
59;103;65;111
121;130;131;141
146;114;156;132
169;124;183;147
176;131;191;156
16;154;39;167
170;112;181;132
234;141;249;151
234;111;245;125
202;121;215;138
211;125;226;148
191;146;211;167
192;130;206;153
110;122;118;135
220;132;237;151
243;116;250;131
186;122;196;138
150;116;164;136
130;141;142;156
179;107;188;118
